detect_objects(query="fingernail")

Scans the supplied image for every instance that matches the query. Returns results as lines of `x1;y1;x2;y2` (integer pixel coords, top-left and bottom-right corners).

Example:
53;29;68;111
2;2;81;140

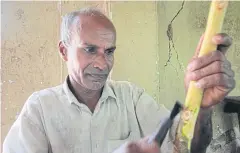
212;36;222;43
195;82;202;88
216;36;222;41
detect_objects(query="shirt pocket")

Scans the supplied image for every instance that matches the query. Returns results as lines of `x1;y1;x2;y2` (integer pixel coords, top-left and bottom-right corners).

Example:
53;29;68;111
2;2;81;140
107;131;133;153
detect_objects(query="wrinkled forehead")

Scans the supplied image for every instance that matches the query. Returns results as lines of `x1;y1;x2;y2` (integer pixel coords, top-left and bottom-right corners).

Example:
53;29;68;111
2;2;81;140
71;15;116;48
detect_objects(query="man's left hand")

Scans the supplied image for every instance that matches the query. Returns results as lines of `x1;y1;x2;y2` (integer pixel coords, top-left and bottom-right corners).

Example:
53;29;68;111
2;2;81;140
185;33;236;108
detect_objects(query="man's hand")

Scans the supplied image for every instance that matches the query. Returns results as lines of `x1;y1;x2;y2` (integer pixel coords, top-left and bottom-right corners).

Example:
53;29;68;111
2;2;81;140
113;137;160;153
185;33;236;108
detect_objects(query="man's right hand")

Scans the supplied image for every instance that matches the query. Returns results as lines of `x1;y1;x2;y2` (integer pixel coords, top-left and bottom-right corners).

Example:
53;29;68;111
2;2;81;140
113;137;160;153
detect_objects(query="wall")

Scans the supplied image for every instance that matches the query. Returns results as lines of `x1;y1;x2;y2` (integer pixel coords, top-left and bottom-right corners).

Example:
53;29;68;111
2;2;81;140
1;1;61;144
1;1;240;145
111;1;240;109
111;1;161;102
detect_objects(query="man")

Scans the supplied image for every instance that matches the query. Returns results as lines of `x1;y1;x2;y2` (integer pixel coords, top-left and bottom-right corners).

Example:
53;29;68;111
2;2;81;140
3;8;235;153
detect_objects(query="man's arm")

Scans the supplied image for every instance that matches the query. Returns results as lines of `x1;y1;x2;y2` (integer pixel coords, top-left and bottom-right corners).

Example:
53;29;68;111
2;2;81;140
173;108;212;153
113;83;213;153
3;93;48;153
191;108;213;153
132;85;214;153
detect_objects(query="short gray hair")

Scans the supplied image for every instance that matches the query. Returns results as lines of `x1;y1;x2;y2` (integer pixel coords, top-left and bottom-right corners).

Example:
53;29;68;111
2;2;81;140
60;7;106;46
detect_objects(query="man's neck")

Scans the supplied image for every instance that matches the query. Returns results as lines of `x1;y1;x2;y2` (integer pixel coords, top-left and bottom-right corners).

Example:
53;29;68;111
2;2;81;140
68;76;102;113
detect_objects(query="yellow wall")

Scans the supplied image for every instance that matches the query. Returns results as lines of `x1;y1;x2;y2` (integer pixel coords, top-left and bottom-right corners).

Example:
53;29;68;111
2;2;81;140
111;2;161;102
1;1;240;144
111;1;240;108
2;1;61;143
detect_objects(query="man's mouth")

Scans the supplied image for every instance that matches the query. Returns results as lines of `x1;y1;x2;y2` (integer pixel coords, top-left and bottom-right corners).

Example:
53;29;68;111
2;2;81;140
88;74;108;80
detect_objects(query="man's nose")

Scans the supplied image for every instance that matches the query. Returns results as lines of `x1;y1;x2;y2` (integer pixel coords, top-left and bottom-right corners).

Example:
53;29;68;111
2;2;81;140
93;53;107;70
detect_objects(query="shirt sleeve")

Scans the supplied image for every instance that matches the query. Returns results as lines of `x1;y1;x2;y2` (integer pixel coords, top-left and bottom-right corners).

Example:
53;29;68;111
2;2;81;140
132;85;184;153
3;92;49;153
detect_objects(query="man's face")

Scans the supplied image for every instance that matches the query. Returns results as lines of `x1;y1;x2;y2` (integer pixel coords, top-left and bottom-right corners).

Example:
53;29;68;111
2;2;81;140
66;16;116;90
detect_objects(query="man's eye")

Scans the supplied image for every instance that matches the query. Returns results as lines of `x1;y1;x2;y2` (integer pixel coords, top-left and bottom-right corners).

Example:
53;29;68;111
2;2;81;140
105;48;116;55
84;47;96;54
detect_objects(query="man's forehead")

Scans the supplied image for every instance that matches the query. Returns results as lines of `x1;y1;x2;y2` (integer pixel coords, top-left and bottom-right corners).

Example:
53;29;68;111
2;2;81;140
77;14;115;31
79;22;115;36
71;15;116;47
72;31;115;49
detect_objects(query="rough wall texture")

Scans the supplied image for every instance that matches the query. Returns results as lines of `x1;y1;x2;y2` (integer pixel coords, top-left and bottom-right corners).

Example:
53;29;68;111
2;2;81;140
156;1;240;108
110;1;160;102
1;0;240;146
1;1;61;144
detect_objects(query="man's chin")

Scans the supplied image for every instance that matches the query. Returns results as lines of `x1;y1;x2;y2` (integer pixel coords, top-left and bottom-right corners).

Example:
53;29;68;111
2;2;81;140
84;81;106;91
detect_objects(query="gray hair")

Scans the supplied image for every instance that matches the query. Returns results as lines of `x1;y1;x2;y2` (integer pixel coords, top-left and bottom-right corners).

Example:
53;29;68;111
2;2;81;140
60;7;106;46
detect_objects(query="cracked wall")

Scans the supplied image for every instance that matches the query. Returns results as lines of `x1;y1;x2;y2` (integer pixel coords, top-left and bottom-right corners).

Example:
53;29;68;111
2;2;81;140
1;1;240;145
156;1;240;108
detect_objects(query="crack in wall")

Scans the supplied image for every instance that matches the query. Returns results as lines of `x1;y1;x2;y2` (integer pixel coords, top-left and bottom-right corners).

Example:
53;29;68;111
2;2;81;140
164;0;185;71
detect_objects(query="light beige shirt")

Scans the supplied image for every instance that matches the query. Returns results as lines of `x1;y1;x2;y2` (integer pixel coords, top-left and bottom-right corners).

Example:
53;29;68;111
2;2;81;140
3;79;179;153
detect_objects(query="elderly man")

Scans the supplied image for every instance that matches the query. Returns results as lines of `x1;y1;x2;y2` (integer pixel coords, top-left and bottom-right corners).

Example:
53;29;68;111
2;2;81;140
3;8;235;153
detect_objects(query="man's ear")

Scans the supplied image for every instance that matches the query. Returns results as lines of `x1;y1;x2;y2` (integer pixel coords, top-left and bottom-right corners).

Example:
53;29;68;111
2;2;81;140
59;41;68;61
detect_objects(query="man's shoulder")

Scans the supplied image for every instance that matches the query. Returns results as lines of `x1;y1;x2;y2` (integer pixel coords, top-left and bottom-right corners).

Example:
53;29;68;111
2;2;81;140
25;84;64;107
36;84;64;97
29;84;63;99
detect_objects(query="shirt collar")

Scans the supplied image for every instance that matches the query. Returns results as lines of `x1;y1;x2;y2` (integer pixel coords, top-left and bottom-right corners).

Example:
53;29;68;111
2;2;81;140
99;80;116;102
63;76;79;105
63;76;117;105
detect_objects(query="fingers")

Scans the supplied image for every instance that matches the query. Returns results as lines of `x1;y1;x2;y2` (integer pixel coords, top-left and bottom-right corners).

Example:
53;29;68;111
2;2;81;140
123;138;160;153
137;137;160;153
187;60;234;81
187;51;226;72
125;142;139;153
195;73;236;90
185;33;235;107
212;33;233;54
192;33;232;59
